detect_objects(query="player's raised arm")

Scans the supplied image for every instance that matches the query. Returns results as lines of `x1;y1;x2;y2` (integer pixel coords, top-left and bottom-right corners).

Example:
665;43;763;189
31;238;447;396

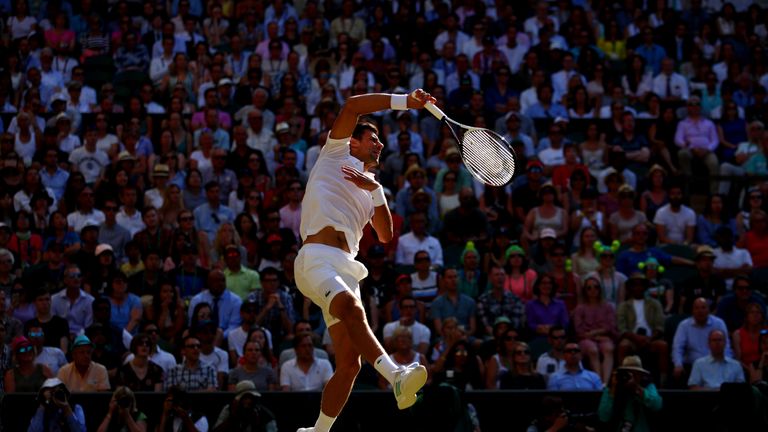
329;90;436;140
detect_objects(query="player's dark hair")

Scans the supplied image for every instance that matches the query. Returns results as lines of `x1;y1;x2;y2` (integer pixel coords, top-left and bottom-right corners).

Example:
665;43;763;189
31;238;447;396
352;121;378;140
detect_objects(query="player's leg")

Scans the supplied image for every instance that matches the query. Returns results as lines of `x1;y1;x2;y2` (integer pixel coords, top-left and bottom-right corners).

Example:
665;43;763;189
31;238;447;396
307;320;361;432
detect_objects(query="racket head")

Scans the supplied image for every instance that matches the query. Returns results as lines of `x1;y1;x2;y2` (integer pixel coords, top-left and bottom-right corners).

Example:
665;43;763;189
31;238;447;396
458;128;517;187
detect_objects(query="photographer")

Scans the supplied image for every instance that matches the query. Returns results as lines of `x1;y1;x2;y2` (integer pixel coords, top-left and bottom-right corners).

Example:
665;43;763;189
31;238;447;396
213;380;277;432
155;385;208;432
598;356;662;432
28;378;86;432
96;386;147;432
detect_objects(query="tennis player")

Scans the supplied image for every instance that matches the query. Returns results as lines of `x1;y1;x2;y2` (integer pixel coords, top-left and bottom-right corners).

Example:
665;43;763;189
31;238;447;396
295;90;435;432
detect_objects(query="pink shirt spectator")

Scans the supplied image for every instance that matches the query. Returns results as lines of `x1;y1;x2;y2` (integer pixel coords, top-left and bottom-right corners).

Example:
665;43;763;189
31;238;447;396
504;269;537;302
674;117;719;151
573;302;618;340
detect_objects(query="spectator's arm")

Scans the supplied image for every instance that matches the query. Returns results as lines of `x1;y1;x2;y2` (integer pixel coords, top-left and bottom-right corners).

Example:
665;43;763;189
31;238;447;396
687;362;703;389
641;384;663;411
674;122;687;148
671;325;686;367
706;121;719;152
597;388;614;422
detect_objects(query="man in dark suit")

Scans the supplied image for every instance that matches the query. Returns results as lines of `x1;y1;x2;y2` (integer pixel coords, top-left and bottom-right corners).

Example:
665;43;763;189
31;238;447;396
663;22;694;66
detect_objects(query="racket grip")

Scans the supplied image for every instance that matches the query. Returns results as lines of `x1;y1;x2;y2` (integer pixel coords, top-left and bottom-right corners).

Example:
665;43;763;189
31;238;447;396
424;102;446;121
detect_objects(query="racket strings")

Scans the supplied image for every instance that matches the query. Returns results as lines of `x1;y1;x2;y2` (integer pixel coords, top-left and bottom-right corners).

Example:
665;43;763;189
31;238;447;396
462;130;516;186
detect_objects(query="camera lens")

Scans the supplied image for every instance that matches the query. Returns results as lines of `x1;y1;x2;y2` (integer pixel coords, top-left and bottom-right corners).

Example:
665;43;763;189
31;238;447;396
118;397;132;408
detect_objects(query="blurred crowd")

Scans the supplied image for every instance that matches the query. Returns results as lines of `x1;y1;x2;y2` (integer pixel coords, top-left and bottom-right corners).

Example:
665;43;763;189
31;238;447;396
1;0;768;430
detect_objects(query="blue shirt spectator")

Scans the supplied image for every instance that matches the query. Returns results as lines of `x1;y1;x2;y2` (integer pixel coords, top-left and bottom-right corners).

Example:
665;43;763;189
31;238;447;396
688;355;745;389
188;270;242;339
547;342;603;390
672;301;732;368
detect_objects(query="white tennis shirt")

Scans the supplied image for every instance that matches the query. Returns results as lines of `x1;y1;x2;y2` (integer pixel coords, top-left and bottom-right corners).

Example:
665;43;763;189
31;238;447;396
300;136;375;257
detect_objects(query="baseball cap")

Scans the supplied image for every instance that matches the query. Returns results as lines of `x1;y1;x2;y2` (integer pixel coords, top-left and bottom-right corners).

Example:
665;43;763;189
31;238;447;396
12;336;32;351
95;244;113;256
217;78;233;87
117;151;137;162
494;316;512;327
51;93;68;104
234;380;261;399
539;228;556;239
275;122;290;134
152;164;170;177
527;160;544;172
40;378;66;391
72;334;93;349
695;245;716;260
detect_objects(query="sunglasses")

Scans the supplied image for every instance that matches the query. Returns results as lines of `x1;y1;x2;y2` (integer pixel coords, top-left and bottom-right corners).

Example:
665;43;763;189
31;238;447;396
28;331;44;338
17;346;33;353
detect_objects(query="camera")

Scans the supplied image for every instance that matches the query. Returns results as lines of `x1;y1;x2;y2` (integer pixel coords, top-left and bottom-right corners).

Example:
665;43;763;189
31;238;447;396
53;389;67;404
117;397;132;409
617;370;632;384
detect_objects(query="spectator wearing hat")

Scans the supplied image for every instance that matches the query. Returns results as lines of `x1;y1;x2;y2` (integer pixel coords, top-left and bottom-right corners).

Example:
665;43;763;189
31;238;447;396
616;274;668;383
396;212;443;268
688;329;745;390
57;334;110;392
28;378;86;432
224;245;262;300
678;246;726;314
598;355;662;432
97;198;131;263
477;265;525;339
165;334;218;392
4;336;53;393
383;295;431;355
189;269;243;339
144;163;171;209
66;186;105;233
675;95;719;194
672;298;732;384
433;147;474;195
215;379;278;430
51;264;94;338
715;276;766;334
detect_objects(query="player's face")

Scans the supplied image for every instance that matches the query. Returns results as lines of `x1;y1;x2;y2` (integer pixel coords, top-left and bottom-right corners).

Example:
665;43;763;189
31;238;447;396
358;130;383;166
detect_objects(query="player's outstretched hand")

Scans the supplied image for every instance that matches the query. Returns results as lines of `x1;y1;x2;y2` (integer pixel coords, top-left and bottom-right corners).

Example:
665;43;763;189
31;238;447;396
342;165;379;191
407;89;437;109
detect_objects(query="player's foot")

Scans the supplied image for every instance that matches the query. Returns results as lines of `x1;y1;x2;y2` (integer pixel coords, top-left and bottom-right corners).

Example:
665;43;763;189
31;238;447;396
393;362;428;410
296;428;315;432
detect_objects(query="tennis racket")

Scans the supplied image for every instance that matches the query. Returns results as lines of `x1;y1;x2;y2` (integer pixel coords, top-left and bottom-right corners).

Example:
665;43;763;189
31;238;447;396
424;102;517;186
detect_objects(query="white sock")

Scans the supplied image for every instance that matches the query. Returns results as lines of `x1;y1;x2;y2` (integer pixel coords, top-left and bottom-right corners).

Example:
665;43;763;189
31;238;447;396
314;411;336;432
374;353;399;385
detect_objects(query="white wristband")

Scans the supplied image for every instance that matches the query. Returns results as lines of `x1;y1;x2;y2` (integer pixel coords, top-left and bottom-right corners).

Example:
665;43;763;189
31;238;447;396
371;186;387;207
391;94;408;110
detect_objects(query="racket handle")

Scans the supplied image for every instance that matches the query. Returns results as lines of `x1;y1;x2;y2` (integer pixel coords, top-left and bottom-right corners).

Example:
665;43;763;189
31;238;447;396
424;101;446;121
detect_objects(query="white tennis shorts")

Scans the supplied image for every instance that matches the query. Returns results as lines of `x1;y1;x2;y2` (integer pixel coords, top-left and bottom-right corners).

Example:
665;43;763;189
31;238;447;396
295;243;369;327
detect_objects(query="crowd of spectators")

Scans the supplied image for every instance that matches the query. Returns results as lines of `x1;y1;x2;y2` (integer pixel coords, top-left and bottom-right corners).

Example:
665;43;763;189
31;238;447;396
2;0;768;430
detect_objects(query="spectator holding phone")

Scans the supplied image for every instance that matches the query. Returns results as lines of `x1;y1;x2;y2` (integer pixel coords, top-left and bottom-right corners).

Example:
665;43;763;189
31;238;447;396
28;378;86;432
96;386;148;432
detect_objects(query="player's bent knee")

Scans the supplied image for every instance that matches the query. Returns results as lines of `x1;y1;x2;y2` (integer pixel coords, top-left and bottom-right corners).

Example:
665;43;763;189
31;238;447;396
330;291;366;322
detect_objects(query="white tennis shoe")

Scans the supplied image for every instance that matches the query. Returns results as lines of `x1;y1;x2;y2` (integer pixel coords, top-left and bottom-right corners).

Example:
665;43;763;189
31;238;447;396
393;362;428;410
296;428;315;432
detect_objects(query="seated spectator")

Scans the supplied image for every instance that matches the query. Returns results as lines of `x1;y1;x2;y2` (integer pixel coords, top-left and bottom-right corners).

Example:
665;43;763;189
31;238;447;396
653;182;696;246
535;326;568;383
738;209;768;269
609;185;647;244
227;302;272;365
395;212;443;267
456;241;485;298
164;335;218;392
587;241;627;305
192;321;229;390
476;265;525;340
106;272;142;331
144;279;186;344
499;341;546;390
697;195;737;248
641;257;675;314
732;303;767;368
485;325;518;389
228;340;278;392
616;224;693;276
546;341;603;390
188;270;243;340
503;245;537;302
115;333;164;392
712;227;753;291
95;386;148;432
598;356;663;431
675;95;719;194
214;380;278;431
122;322;177;375
525;83;567;119
51;264;94;338
27;325;67;376
430;338;485;390
574;276;618;384
4;336;52;393
570;227;600;277
673;298;732;384
716;276;766;333
57;335;110;392
522;184;568;248
28;378;86;432
223;244;262;300
247;267;296;349
616;274;668;384
688;330;745;390
431;268;476;338
280;332;333;392
525;274;569;339
26;288;70;354
383;296;431;355
410;250;440;306
678;246;726;314
547;243;580;312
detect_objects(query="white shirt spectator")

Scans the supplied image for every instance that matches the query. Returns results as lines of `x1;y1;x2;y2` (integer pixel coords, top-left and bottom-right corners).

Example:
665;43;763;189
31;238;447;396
227;326;273;358
519;87;539;114
433;31;470;55
68;146;109;184
200;347;230;375
279;357;333;391
538;147;565;167
35;346;68;376
652;72;690;100
653;204;697;244
536;352;566;382
382;320;431;353
395;232;444;267
66;209;105;233
116;208;145;237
